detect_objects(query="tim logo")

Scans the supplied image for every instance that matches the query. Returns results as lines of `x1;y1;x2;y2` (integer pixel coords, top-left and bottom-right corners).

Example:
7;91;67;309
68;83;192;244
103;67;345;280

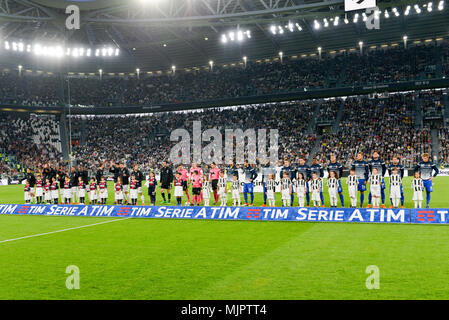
18;206;30;214
417;210;435;222
117;207;131;216
246;209;261;219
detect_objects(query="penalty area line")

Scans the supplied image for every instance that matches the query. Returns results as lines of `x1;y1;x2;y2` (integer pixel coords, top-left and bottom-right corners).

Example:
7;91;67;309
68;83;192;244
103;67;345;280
0;217;132;244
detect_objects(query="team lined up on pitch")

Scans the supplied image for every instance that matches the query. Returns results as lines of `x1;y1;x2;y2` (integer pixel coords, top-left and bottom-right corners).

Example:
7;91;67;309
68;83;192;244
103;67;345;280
21;150;438;209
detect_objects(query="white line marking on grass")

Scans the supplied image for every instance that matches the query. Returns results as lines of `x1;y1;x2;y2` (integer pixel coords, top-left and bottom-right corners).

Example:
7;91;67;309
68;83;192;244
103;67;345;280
0;217;131;244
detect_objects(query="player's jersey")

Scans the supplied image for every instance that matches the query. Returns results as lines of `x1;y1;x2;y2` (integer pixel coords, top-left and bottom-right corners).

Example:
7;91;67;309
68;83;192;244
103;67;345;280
414;161;439;180
178;169;189;182
24;185;31;192
36;179;43;188
266;180;276;192
78;181;86;190
89;182;97;191
261;165;276;182
115;183;123;192
63;181;71;190
351;160;369;180
369;174;382;186
327;161;343;178
242;166;257;184
347;175;358;187
231;180;240;191
227;165;239;180
191;175;202;188
369;158;387;176
296;164;310;180
281;178;292;190
327;177;338;189
390;174;402;186
174;179;183;187
147;178;156;189
44;183;51;192
294;179;306;191
202;181;211;190
412;178;424;192
218;177;226;189
280;166;296;180
190;167;203;180
50;182;58;191
130;180;139;190
309;164;324;178
310;179;322;192
388;163;404;178
99;181;107;190
209;167;220;181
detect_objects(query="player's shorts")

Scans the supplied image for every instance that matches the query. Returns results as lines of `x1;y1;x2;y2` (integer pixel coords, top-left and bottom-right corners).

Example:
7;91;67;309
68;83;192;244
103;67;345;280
44;192;51;201
115;191;123;200
24;192;31;201
64;189;71;199
357;179;366;192
123;184;129;192
99;190;108;199
160;182;170;189
423;179;433;193
71;186;78;197
232;190;241;200
78;189;86;198
281;190;290;200
35;187;43;197
390;186;401;199
192;187;201;195
51;190;59;199
413;191;423;201
89;191;97;200
130;189;138;199
211;179;218;191
370;186;381;197
243;183;253;194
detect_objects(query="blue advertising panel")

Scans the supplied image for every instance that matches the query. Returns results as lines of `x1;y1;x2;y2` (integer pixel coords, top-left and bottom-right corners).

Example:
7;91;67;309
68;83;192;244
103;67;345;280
0;204;413;224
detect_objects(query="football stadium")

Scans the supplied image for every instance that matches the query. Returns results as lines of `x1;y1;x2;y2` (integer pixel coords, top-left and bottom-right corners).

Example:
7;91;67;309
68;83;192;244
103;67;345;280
1;0;449;305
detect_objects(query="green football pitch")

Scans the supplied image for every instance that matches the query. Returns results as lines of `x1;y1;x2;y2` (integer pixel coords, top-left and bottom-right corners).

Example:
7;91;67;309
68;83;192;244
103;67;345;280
1;176;449;300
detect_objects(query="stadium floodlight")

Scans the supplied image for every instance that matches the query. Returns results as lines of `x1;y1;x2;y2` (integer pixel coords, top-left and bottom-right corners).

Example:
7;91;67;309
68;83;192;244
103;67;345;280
344;17;349;24
403;35;408;48
353;13;359;23
392;8;399;16
362;13;368;21
438;0;444;10
4;41;10;50
323;18;329;27
313;20;321;30
12;42;17;51
270;25;277;34
115;48;119;56
287;22;294;32
237;31;244;41
279;51;283;62
358;41;363;54
171;65;176;73
221;34;228;43
334;16;339;26
295;23;302;31
209;60;214;71
384;9;390;18
405;5;411;15
26;44;31;52
79;48;84;56
86;48;91;57
278;26;284;34
243;56;247;68
18;42;24;52
414;4;422;13
246;30;251;38
229;32;235;41
427;2;433;11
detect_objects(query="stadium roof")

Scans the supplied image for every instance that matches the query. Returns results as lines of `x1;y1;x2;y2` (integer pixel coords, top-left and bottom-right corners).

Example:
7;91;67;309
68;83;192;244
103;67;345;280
0;0;448;73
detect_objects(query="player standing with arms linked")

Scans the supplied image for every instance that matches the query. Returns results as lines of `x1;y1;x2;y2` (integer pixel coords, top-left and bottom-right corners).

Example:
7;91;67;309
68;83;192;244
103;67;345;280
351;152;369;208
414;153;439;208
242;160;258;206
310;158;325;207
296;158;310;206
159;161;173;204
388;156;405;208
367;151;387;208
327;155;344;207
280;159;296;206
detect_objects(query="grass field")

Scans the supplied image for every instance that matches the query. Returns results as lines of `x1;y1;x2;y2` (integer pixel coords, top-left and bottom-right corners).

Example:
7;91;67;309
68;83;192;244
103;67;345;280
1;177;449;300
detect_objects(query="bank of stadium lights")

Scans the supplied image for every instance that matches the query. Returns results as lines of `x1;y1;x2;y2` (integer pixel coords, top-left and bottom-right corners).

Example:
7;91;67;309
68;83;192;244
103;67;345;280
3;41;119;58
270;22;302;34
221;30;251;44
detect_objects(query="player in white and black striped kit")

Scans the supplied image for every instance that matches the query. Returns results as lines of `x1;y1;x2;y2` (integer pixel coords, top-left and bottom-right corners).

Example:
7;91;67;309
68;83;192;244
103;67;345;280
231;174;241;206
368;168;382;208
347;169;359;208
266;174;277;207
389;168;402;208
412;171;424;208
327;171;339;208
218;172;227;206
310;172;322;207
280;172;292;207
294;173;306;207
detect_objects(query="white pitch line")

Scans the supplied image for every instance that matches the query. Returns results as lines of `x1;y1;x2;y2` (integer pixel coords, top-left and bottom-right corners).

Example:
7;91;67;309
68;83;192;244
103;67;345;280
0;217;131;244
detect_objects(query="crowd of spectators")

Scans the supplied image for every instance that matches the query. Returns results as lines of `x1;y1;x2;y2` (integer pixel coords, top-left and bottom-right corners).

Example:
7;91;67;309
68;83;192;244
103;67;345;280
316;93;433;168
0;42;448;108
439;127;449;165
419;90;445;119
0;114;63;171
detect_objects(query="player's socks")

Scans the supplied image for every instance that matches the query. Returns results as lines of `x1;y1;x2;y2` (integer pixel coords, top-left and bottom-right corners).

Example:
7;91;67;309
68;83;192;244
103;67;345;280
320;192;324;205
250;193;254;205
360;193;364;207
368;192;372;205
339;193;344;207
243;192;248;204
381;190;385;205
306;193;310;206
263;189;267;205
426;192;431;208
